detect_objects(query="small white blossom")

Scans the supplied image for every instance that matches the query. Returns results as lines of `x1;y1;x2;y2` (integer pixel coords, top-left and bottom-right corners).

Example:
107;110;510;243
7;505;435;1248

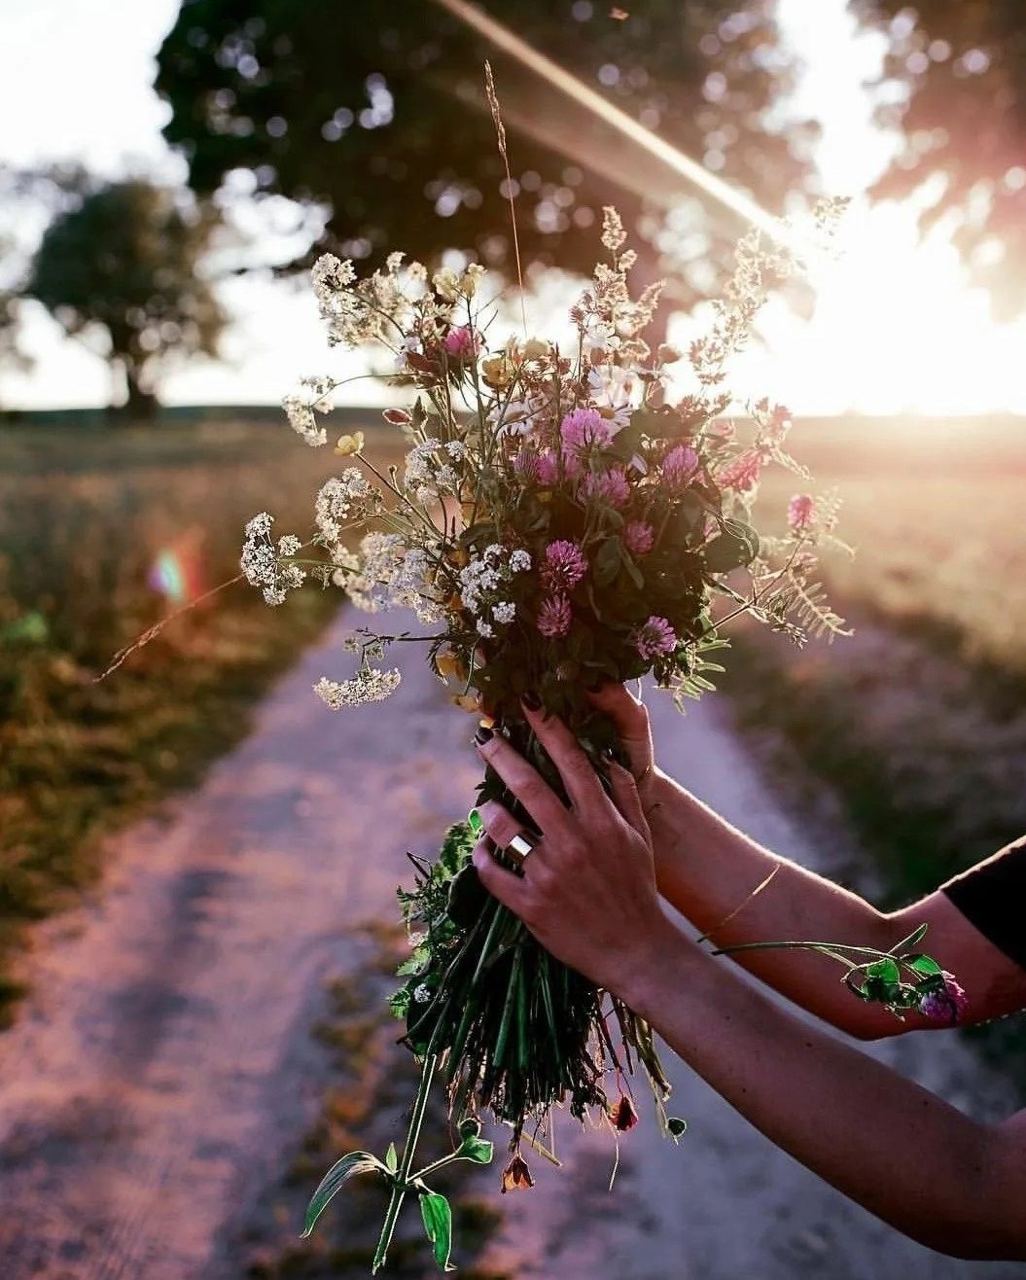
283;393;328;447
315;469;379;541
457;544;504;616
241;512;306;606
412;983;432;1004
476;618;495;638
314;668;402;709
509;549;531;573
493;601;516;624
586;364;640;429
403;438;464;505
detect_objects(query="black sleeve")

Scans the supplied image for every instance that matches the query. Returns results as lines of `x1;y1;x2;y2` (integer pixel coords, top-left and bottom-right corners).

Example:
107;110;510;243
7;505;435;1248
942;838;1026;971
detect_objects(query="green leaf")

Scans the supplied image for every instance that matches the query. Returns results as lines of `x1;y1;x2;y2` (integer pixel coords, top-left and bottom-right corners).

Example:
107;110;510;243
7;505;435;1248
703;520;760;573
419;1191;456;1272
907;953;943;977
301;1151;390;1237
890;922;928;955
457;1134;494;1164
593;535;622;586
622;553;644;590
865;957;901;985
385;1142;398;1173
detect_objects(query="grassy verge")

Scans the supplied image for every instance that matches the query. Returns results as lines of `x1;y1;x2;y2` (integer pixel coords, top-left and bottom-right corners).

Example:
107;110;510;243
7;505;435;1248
0;419;388;1025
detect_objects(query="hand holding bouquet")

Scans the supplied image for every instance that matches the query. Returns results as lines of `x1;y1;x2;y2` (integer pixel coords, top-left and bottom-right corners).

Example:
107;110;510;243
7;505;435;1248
243;207;952;1273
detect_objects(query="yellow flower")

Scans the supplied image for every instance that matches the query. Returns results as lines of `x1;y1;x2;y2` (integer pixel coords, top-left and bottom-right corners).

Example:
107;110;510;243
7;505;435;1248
335;431;365;456
436;648;468;683
452;692;482;713
461;263;486;298
521;338;550;361
481;354;514;389
432;268;460;302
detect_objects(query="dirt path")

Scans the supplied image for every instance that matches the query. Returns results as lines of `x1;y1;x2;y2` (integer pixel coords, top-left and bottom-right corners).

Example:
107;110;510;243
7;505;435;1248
0;614;1022;1279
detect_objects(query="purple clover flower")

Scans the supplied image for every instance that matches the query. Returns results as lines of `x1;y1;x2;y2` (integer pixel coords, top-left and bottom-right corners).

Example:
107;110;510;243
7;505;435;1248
541;539;588;591
633;615;677;660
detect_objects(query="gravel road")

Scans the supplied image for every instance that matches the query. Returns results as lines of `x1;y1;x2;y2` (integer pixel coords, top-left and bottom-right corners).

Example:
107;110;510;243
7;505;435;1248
0;613;1022;1279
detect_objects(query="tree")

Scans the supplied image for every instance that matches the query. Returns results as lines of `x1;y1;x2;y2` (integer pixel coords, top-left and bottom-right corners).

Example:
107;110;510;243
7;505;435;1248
155;0;814;317
852;0;1026;319
0;287;32;414
26;180;226;416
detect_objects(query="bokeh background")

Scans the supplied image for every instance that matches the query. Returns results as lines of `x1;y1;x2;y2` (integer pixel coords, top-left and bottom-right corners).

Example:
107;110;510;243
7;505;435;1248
1;2;1025;1278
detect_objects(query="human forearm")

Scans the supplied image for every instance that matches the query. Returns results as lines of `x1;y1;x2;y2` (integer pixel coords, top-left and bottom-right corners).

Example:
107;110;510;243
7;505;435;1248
588;685;904;1034
622;924;1026;1260
645;770;911;1036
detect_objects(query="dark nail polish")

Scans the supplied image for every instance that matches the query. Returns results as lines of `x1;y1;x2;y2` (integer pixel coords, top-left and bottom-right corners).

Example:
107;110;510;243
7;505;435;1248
522;691;542;710
474;724;494;745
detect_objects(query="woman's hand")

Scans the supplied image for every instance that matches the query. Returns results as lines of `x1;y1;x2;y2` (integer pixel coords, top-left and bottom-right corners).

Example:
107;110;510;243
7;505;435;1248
471;698;677;999
586;682;662;807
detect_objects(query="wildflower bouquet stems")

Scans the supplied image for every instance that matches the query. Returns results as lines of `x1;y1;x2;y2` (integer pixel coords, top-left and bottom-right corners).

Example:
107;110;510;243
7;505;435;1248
243;208;953;1272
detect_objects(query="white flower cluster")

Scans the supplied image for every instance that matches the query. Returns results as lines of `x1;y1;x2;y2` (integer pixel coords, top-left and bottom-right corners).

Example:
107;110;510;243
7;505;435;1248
241;512;306;606
282;375;335;447
403;438;468;504
315;469;380;542
337;532;443;624
311;254;366;348
313;668;402;709
457;543;526;638
312;252;421;350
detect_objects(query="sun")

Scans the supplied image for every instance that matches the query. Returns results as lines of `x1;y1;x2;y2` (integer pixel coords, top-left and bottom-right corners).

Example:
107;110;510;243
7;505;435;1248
710;197;1026;419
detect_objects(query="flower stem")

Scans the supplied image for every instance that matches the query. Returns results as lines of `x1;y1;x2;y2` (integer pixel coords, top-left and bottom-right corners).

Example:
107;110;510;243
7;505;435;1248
372;1051;438;1274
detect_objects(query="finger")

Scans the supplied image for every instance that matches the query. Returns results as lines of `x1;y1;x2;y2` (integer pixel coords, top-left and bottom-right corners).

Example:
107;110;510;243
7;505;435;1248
521;699;604;810
472;840;532;916
606;760;650;840
476;730;568;834
478;800;532;850
586;683;653;779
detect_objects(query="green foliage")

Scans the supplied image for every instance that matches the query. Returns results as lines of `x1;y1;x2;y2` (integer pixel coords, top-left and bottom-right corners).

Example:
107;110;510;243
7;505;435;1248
301;1152;392;1238
155;0;811;302
702;519;760;572
26;181;225;412
418;1193;455;1273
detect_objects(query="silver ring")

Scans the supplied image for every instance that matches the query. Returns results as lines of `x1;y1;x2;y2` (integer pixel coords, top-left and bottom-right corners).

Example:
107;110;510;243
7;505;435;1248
505;832;536;864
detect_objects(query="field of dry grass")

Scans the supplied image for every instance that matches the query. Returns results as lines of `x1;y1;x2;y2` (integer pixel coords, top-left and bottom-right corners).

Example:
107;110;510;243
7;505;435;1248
0;416;386;1022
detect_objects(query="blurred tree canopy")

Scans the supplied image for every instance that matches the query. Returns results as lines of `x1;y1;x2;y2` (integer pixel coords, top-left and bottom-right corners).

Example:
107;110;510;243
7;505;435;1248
26;181;226;415
852;0;1026;319
155;0;815;313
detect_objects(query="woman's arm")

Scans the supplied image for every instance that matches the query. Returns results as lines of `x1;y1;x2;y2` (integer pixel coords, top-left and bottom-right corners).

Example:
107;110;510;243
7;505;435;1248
588;683;1026;1036
471;706;1026;1261
620;924;1026;1261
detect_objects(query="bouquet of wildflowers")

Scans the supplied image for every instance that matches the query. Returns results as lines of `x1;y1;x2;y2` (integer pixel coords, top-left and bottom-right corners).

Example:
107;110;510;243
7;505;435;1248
242;208;955;1273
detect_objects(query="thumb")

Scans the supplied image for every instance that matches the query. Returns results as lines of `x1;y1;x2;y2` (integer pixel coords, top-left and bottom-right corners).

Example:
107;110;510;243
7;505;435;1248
587;682;654;779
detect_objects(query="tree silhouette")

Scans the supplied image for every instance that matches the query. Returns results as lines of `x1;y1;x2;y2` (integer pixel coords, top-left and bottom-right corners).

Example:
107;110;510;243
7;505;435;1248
155;0;814;315
27;180;226;416
852;0;1026;319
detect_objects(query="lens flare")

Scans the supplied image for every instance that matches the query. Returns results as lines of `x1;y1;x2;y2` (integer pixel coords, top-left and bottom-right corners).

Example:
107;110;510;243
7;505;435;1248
430;0;805;254
148;540;205;607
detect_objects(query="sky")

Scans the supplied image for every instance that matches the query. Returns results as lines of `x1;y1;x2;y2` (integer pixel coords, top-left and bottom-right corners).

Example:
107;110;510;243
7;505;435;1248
2;0;1025;415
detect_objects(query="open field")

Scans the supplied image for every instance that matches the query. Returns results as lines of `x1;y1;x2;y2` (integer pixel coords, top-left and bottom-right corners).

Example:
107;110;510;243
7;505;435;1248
0;416;386;1023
